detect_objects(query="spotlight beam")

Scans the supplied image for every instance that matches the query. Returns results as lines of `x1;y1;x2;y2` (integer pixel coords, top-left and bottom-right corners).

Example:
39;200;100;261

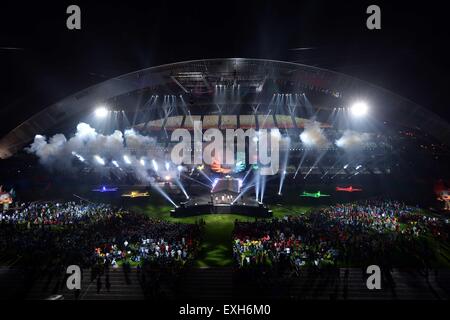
241;168;252;184
255;172;260;201
231;183;256;205
152;159;159;171
304;148;329;179
278;137;291;195
94;155;105;166
71;151;85;162
174;178;190;199
331;160;353;179
260;175;267;203
148;181;178;208
181;174;212;189
197;168;213;183
294;150;308;179
123;155;132;165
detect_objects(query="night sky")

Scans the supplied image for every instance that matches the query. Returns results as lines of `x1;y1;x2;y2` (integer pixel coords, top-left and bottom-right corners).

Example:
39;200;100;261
1;0;448;136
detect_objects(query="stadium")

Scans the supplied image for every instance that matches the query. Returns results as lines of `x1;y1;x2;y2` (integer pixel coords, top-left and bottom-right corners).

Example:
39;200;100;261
0;58;449;300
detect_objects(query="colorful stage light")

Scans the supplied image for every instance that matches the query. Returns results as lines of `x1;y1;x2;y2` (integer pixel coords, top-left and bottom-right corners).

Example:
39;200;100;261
92;186;118;192
233;160;246;173
210;159;231;174
335;186;363;192
300;191;330;198
121;191;150;198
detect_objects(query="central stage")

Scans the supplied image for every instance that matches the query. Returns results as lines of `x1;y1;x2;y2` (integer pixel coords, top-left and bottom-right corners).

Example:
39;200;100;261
171;176;272;217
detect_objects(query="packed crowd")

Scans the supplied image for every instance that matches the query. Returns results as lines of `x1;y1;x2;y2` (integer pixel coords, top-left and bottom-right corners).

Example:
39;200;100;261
233;200;449;273
92;214;199;268
0;202;201;270
0;201;115;225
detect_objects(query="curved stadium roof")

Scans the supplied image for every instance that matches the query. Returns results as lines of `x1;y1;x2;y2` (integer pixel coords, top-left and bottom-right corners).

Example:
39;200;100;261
0;58;449;159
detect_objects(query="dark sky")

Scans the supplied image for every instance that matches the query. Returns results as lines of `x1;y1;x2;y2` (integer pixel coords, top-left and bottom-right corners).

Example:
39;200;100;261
1;0;449;136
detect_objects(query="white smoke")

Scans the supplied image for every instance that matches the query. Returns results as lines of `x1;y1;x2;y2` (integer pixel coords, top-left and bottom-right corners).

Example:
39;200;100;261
26;122;162;182
27;134;67;164
335;130;370;150
124;129;155;155
300;122;329;148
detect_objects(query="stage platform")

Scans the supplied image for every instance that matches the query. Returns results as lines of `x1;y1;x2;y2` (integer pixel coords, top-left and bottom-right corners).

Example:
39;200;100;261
170;203;272;218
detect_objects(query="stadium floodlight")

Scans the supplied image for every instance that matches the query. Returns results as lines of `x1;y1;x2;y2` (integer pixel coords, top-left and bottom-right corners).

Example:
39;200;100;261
350;101;368;117
112;160;120;168
94;106;109;118
123;155;132;165
94;155;105;166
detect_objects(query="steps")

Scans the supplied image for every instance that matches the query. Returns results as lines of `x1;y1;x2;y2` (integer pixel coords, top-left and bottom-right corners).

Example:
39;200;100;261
26;267;144;300
0;266;27;299
4;265;450;300
257;268;450;300
178;267;233;300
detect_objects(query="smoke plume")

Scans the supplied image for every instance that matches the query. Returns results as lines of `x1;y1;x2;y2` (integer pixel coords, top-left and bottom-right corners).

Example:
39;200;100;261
300;122;329;148
26;122;162;182
335;130;370;150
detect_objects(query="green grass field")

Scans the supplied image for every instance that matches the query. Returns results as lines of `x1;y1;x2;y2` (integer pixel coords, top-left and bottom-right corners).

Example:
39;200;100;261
131;204;311;267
